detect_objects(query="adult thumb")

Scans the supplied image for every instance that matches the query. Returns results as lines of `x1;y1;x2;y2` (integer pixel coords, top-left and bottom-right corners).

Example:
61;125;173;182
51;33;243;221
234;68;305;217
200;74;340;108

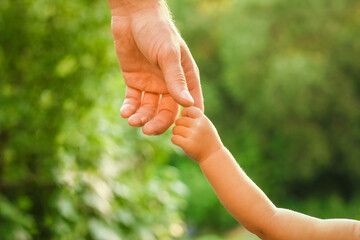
159;48;194;107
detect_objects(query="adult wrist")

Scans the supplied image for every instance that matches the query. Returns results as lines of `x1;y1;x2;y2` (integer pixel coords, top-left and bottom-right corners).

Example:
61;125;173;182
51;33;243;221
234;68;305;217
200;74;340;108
108;0;163;16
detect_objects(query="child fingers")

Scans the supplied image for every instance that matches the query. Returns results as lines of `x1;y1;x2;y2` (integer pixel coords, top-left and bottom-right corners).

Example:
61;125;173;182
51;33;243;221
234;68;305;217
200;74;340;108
181;106;203;119
171;135;187;148
172;126;189;138
175;117;194;127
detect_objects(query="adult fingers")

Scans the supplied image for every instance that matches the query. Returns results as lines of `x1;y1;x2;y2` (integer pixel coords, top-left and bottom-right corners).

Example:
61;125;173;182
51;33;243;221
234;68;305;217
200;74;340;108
181;43;204;111
142;94;179;135
158;44;194;107
120;87;142;118
172;126;190;138
128;92;160;127
181;106;203;119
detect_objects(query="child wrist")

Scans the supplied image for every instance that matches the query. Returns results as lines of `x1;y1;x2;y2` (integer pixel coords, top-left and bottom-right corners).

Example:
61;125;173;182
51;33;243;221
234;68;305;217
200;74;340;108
198;145;226;164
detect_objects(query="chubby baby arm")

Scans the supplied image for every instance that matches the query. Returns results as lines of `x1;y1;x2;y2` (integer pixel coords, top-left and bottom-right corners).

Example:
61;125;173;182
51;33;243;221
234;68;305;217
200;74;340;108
171;106;223;162
171;107;277;237
171;107;360;240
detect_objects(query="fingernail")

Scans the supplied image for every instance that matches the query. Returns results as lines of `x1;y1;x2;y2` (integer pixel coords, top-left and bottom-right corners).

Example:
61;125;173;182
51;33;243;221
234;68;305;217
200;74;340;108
181;90;194;104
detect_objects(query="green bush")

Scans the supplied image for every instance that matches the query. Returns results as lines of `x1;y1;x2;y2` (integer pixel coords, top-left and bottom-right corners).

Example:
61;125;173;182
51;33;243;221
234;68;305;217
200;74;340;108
0;1;186;239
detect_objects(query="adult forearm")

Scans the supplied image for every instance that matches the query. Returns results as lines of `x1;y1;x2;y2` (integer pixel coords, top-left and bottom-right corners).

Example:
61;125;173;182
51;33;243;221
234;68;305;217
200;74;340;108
199;147;276;237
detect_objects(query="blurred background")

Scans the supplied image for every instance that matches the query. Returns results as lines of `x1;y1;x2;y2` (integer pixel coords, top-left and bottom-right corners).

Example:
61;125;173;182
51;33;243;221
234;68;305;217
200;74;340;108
1;0;359;239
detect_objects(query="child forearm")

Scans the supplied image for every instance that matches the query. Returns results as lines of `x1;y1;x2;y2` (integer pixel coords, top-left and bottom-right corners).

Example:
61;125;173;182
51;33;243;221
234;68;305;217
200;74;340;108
172;107;360;239
199;147;360;240
266;208;360;240
199;146;277;237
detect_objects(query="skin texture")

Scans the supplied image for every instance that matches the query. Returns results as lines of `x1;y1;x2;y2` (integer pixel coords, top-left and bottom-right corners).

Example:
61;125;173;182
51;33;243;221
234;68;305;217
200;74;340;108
172;107;360;240
108;0;203;135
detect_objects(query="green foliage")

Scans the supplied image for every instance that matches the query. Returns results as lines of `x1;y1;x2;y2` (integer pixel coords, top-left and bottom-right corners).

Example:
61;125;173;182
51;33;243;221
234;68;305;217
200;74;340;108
1;0;359;239
0;0;186;239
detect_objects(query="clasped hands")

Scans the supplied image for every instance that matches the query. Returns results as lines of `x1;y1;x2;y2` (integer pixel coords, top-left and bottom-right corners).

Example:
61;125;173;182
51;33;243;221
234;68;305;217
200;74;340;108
109;0;203;135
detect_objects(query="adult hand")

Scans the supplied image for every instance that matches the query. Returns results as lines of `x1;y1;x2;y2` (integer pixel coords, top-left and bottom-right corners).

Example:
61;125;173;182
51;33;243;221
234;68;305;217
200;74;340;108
108;0;203;135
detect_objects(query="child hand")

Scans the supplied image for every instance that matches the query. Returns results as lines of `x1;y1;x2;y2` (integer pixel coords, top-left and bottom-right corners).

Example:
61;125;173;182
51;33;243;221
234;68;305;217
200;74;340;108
171;107;224;163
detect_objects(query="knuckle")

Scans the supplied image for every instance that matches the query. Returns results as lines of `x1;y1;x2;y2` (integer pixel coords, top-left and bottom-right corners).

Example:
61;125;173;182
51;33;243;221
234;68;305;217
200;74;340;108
160;43;179;57
158;44;180;65
172;73;186;82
